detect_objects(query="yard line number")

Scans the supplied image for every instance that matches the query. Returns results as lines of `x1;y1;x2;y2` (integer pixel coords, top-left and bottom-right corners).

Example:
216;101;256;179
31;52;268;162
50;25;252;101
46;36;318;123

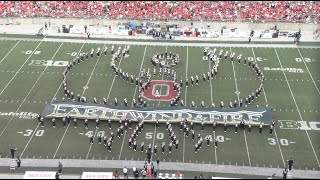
145;132;164;140
205;135;225;142
268;138;289;146
23;129;44;137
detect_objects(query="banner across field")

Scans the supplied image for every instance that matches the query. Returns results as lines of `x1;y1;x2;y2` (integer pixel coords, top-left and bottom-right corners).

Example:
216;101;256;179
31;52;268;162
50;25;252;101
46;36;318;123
42;102;272;125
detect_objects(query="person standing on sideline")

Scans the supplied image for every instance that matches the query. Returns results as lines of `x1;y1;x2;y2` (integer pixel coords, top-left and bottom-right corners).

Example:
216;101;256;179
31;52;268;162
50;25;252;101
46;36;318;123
58;162;63;175
87;32;90;39
123;166;128;179
287;157;294;170
84;25;87;33
283;168;288;179
249;36;252;44
10;147;17;159
16;157;21;169
45;22;48;30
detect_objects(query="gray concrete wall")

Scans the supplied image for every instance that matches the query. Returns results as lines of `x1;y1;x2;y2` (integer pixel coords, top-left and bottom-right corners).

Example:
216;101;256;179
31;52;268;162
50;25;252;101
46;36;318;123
0;17;319;31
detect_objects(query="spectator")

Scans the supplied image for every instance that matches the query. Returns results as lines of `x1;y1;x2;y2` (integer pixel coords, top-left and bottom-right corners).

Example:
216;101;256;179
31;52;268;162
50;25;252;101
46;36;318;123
114;170;120;179
16;157;21;169
141;169;146;179
55;172;59;179
153;169;157;179
58;162;63;175
123;166;128;179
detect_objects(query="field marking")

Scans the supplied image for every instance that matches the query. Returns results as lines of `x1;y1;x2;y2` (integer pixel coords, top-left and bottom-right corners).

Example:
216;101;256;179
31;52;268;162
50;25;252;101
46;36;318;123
82;45;106;159
0;40;44;98
106;45;126;101
230;47;251;167
157;46;168;106
182;46;189;163
274;48;320;168
251;47;285;167
296;47;320;96
118;45;148;160
208;47;216;164
82;44;106;96
150;124;157;161
0;42;62;138
49;43;86;158
213;131;217;164
0;40;20;64
19;43;65;157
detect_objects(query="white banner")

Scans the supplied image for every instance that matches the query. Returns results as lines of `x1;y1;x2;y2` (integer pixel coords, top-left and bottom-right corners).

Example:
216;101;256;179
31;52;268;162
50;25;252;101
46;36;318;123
24;171;56;179
81;172;113;179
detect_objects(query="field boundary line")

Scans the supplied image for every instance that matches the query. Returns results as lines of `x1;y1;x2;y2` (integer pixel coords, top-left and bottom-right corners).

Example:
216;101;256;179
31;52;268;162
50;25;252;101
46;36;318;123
230;47;251;167
52;43;85;159
251;47;285;167
150;124;157;161
296;47;320;96
118;45;148;160
0;40;20;64
82;44;106;159
2;37;320;49
274;48;320;168
19;42;65;157
0;40;44;98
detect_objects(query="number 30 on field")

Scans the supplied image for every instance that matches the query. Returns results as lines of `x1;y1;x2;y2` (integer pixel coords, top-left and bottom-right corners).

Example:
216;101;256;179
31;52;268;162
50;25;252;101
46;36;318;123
268;138;289;146
23;129;45;137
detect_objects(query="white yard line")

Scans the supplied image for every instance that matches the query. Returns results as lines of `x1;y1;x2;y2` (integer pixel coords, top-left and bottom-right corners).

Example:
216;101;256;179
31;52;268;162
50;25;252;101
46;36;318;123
52;43;85;159
208;47;217;164
150;124;157;161
0;40;20;64
106;45;126;101
157;46;168;105
251;47;285;167
274;48;320;169
82;44;106;96
86;129;98;159
0;40;44;97
182;46;189;163
19;42;65;157
83;44;106;159
132;46;148;99
213;131;217;164
118;45;148;160
229;47;251;167
296;47;320;96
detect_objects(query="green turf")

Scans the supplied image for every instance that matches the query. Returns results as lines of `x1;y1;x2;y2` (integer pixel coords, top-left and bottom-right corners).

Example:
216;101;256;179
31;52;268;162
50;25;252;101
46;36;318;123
0;38;319;176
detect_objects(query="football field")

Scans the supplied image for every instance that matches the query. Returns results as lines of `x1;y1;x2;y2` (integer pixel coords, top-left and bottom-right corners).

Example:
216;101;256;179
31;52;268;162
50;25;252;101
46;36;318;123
0;37;319;173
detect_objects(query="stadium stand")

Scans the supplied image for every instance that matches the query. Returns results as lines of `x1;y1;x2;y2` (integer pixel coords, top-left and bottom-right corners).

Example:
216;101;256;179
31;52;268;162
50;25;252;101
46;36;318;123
0;1;319;22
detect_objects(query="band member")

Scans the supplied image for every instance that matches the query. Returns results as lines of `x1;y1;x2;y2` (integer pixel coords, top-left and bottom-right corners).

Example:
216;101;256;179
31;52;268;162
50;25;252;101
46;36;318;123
133;140;137;151
114;98;118;106
52;118;56;128
140;142;145;152
259;122;263;134
269;125;273;135
206;136;210;146
73;118;77;128
235;123;238;133
89;134;94;144
201;120;204;131
97;132;102;144
224;122;227;132
215;138;218;148
154;144;158;155
192;129;195;141
248;124;252;134
175;140;179;150
161;142;165;154
168;142;172;153
212;120;216;132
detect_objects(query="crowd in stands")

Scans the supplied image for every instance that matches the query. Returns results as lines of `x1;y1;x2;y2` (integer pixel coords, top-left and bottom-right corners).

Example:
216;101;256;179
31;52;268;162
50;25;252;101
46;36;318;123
0;1;319;22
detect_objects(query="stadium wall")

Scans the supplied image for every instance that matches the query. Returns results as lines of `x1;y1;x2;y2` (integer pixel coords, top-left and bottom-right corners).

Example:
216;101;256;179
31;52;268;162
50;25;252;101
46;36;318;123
0;18;318;31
